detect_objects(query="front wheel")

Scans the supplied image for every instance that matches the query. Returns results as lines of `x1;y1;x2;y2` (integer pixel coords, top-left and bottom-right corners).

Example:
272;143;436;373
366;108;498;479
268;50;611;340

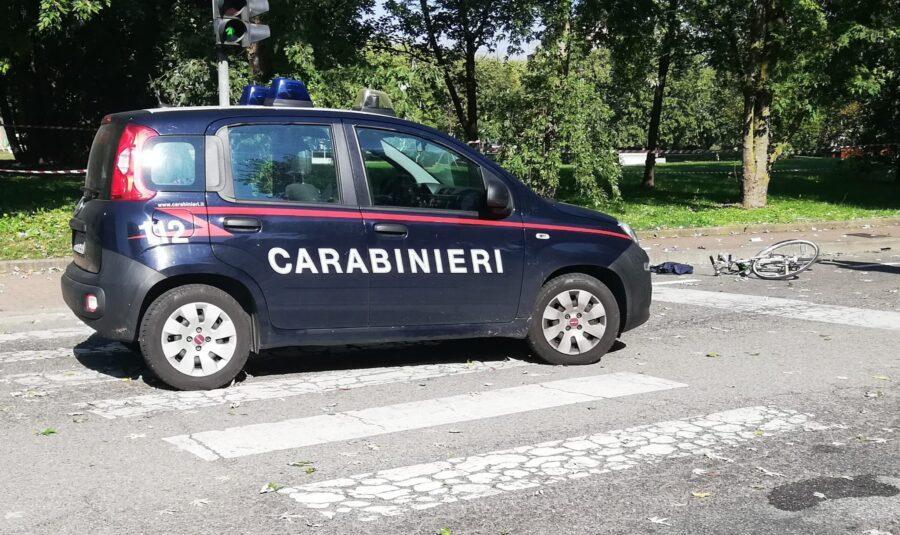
752;239;820;280
138;284;251;390
527;274;621;365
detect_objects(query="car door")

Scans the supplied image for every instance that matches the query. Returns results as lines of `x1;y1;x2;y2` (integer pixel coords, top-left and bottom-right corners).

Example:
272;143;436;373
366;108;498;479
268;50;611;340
346;120;525;327
207;118;369;330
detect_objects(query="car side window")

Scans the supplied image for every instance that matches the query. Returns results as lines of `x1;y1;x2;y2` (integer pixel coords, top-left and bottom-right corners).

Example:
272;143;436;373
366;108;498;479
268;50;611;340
356;127;484;211
228;124;339;204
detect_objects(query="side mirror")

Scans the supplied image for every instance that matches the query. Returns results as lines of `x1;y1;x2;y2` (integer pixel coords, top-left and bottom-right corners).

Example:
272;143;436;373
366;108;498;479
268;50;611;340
485;177;513;218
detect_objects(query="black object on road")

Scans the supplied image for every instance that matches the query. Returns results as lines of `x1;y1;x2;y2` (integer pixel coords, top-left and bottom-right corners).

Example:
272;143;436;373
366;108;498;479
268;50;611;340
650;262;694;275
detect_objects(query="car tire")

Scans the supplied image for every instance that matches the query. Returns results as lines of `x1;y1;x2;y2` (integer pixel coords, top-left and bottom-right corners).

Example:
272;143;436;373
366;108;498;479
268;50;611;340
138;284;251;390
527;273;620;366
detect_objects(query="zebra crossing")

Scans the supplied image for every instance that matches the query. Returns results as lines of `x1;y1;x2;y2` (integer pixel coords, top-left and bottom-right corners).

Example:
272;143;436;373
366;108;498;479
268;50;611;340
1;275;897;532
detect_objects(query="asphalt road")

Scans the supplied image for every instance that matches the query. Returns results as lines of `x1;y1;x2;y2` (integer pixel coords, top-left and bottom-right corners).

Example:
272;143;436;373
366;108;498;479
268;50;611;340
0;250;898;535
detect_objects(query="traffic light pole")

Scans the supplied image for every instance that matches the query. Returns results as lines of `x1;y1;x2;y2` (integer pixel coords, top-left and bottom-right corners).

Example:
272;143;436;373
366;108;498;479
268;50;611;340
217;49;230;107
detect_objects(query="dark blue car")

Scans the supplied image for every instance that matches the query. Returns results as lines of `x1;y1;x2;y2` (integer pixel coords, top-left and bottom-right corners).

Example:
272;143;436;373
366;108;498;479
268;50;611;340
61;83;650;390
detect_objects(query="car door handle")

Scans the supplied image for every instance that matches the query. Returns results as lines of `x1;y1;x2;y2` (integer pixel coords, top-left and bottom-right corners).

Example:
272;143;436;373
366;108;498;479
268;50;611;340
223;217;261;232
373;223;408;236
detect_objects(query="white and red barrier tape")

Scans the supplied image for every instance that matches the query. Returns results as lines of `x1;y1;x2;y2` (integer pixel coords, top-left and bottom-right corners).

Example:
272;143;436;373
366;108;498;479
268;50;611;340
0;168;86;175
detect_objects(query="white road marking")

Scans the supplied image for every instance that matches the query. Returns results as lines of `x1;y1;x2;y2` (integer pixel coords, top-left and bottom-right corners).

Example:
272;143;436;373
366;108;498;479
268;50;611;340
0;343;129;364
86;359;531;419
0;310;73;328
277;406;830;521
0;325;93;346
1;368;129;389
653;287;900;331
164;373;686;460
652;279;700;286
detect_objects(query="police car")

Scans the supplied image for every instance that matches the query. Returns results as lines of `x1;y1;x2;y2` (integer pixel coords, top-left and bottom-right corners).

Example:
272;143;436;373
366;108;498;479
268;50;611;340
61;78;651;391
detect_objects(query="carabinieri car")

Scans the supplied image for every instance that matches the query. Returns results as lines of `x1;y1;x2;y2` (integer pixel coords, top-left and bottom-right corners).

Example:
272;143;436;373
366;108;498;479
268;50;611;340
61;79;651;390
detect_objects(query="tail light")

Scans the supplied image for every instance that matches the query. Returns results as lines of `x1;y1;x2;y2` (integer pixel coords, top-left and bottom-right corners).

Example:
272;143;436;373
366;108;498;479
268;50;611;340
110;124;159;201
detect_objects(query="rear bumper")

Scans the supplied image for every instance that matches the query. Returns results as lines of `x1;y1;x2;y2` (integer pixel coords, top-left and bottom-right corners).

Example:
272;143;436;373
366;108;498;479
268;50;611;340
61;250;165;342
610;242;651;333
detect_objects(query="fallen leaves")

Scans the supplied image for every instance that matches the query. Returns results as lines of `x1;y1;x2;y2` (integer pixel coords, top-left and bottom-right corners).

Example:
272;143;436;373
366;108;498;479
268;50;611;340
259;482;284;494
691;491;712;499
288;460;316;474
35;427;56;436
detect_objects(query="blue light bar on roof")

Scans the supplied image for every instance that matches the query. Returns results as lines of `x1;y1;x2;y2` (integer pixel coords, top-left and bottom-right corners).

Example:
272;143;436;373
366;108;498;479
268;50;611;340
264;77;313;107
238;84;268;105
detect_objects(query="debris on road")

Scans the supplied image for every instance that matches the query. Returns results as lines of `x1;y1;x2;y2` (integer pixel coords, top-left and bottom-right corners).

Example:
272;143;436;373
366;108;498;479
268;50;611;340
756;467;785;478
260;483;285;494
650;262;694;275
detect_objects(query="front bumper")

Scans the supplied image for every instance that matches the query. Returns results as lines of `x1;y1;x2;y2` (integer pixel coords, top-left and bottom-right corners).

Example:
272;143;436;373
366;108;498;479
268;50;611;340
609;241;651;332
61;250;165;342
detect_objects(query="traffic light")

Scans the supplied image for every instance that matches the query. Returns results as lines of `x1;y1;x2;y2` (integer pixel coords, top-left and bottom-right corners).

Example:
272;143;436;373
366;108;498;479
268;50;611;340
212;0;270;47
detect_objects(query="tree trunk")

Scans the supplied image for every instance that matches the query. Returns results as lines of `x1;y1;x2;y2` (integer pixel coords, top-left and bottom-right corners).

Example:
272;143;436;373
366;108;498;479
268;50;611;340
643;0;679;189
419;0;470;141
248;40;273;82
463;45;479;142
741;88;758;204
741;0;780;208
746;86;771;208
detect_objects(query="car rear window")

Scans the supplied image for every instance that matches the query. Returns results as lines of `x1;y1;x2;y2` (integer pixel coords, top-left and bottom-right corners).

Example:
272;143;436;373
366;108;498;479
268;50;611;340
84;122;122;199
142;137;204;191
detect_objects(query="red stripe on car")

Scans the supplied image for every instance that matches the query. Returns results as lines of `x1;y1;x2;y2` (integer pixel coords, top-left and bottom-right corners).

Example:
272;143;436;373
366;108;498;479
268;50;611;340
196;206;630;240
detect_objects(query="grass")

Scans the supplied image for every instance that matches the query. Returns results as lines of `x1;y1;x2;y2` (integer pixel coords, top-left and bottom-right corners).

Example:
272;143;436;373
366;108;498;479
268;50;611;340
0;175;82;260
0;157;897;260
560;157;900;230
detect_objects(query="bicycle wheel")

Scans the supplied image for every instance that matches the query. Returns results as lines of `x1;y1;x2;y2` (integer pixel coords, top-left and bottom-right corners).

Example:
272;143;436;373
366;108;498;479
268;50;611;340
751;239;820;280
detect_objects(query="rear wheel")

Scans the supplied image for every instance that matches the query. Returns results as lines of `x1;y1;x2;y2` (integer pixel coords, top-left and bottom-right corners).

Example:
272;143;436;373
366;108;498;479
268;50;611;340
751;239;819;280
527;274;620;365
139;284;250;390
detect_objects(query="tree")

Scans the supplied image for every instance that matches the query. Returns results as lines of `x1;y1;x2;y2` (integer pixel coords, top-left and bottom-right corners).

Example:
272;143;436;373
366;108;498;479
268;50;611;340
694;0;826;208
823;0;899;181
1;1;160;164
498;1;621;203
580;0;692;189
379;0;536;141
640;0;685;188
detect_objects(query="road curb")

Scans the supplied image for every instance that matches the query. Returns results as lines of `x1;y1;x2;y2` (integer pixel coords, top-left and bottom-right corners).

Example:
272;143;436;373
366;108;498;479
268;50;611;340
635;217;900;240
0;257;69;274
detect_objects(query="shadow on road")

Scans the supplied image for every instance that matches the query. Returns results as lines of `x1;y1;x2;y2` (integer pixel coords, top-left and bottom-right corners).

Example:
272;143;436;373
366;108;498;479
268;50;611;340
818;259;900;275
72;334;627;390
246;337;540;378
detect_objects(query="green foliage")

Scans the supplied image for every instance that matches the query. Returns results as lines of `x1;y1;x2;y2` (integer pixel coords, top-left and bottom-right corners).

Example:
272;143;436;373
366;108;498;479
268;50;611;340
565;158;900;229
823;0;899;153
36;0;109;31
0;175;82;260
608;55;743;150
283;44;452;131
497;3;621;203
